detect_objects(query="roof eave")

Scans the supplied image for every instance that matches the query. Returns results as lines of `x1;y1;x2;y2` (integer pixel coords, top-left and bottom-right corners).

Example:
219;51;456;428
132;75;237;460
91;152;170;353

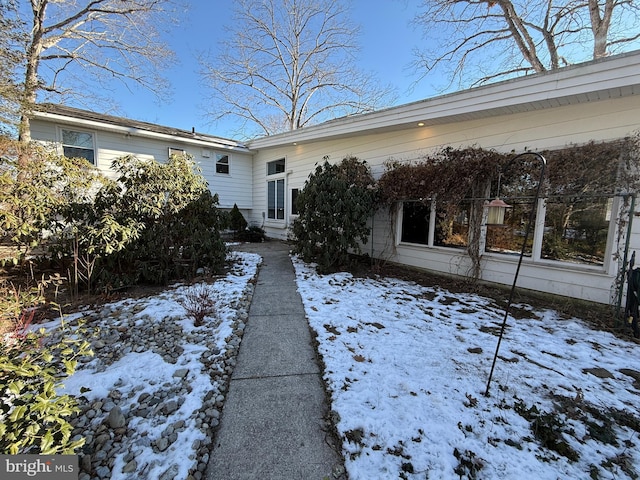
247;50;640;150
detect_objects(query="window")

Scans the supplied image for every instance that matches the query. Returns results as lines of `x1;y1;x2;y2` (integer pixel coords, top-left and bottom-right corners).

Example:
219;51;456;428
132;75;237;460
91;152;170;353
291;188;299;215
541;196;613;266
267;158;285;175
268;179;285;220
401;201;431;245
61;129;95;164
434;204;470;249
267;158;286;221
168;147;185;158
216;153;230;174
485;200;536;257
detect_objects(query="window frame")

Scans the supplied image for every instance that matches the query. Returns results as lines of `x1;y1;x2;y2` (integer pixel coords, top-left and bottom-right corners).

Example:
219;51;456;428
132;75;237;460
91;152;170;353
59;127;96;164
397;195;619;273
266;158;287;222
215;153;230;175
168;147;186;159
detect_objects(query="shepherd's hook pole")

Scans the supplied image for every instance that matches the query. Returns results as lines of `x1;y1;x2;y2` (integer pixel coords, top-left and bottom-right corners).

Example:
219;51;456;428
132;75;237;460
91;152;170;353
484;152;546;397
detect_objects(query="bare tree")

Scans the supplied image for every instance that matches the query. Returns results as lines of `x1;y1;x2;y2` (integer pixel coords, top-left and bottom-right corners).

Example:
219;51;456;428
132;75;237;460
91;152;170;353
0;0;26;132
412;0;640;89
4;0;180;150
201;0;395;137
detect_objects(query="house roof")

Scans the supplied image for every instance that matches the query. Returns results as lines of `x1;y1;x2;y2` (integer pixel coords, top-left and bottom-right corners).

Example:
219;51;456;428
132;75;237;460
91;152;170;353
33;103;251;153
247;50;640;150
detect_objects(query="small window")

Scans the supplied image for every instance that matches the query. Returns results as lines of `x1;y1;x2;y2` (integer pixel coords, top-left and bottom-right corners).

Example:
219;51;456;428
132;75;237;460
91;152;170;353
216;154;230;174
267;158;285;175
62;129;95;164
168;147;185;158
291;188;299;215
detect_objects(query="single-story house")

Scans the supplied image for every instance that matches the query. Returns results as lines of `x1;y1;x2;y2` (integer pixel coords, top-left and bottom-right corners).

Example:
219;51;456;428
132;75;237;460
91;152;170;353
30;50;640;305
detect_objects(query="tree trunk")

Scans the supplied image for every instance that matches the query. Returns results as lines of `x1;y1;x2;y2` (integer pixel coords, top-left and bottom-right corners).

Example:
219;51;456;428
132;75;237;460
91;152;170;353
17;0;47;170
498;0;547;73
589;0;613;58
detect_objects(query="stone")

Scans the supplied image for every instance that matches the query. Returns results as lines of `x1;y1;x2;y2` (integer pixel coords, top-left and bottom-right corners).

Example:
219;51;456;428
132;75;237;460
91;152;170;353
122;460;137;473
162;400;178;415
95;433;110;446
80;454;92;472
173;368;189;379
108;406;126;429
156;437;169;452
159;464;179;480
96;466;110;478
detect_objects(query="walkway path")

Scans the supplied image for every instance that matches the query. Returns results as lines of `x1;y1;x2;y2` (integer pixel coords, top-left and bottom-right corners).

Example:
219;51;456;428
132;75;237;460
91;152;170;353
205;241;344;480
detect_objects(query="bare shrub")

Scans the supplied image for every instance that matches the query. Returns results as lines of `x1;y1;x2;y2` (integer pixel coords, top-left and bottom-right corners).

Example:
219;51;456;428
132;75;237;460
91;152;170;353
179;284;218;327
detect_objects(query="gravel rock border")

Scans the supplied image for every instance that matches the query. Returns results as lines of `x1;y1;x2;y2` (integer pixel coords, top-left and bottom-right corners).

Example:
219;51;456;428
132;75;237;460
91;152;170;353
64;263;257;480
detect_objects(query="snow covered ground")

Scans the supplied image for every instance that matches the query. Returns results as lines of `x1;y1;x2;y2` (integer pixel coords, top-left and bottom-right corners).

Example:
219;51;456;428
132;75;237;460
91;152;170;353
47;248;640;479
56;251;261;480
293;257;640;480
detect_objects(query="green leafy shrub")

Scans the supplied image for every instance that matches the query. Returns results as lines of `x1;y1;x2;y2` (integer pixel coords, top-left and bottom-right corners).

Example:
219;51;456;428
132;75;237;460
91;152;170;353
0;278;93;455
97;154;227;287
0;141;105;263
0;324;93;454
292;156;377;273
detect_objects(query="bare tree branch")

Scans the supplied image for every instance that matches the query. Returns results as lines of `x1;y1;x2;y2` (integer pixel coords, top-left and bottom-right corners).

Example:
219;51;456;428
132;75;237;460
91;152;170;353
3;0;182;148
200;0;395;138
412;0;640;90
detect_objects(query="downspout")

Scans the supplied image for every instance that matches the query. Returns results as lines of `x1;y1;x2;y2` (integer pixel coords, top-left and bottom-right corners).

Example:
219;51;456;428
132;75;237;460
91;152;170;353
285;169;293;230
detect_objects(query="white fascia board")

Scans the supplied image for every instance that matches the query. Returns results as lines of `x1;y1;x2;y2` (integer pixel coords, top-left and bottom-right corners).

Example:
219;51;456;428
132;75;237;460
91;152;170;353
33;111;253;154
248;51;640;149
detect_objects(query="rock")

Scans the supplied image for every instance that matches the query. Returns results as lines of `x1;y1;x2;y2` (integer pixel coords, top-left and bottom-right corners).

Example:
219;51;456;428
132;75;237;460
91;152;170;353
80;454;92;472
95;433;110;446
467;347;483;354
156;437;169;452
94;450;107;462
108;406;126;429
159;464;179;480
173;368;189;379
122;460;137;473
138;392;151;403
162;400;178;415
173;420;185;429
583;367;614;378
96;466;110;478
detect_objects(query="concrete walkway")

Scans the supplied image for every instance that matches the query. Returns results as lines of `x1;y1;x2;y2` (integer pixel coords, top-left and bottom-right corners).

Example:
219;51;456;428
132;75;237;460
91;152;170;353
205;241;344;480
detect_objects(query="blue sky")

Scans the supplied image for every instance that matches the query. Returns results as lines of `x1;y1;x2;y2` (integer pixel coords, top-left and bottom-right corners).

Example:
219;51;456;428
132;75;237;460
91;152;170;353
112;0;431;139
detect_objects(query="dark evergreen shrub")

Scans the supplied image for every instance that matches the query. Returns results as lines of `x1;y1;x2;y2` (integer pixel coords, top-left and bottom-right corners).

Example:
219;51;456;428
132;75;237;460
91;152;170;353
292;156;376;273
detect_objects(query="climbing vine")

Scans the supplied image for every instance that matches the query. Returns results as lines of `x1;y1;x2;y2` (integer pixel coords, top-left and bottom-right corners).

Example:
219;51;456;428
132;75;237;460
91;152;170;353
377;139;640;283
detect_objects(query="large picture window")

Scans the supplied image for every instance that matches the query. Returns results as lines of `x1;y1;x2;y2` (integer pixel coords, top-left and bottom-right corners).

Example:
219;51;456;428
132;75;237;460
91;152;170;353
485;200;535;257
434;204;470;249
61;129;95;164
541;196;613;266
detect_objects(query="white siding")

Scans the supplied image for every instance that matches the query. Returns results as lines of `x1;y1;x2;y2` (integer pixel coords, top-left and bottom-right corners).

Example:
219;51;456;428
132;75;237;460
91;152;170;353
30;119;253;209
251;93;640;304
